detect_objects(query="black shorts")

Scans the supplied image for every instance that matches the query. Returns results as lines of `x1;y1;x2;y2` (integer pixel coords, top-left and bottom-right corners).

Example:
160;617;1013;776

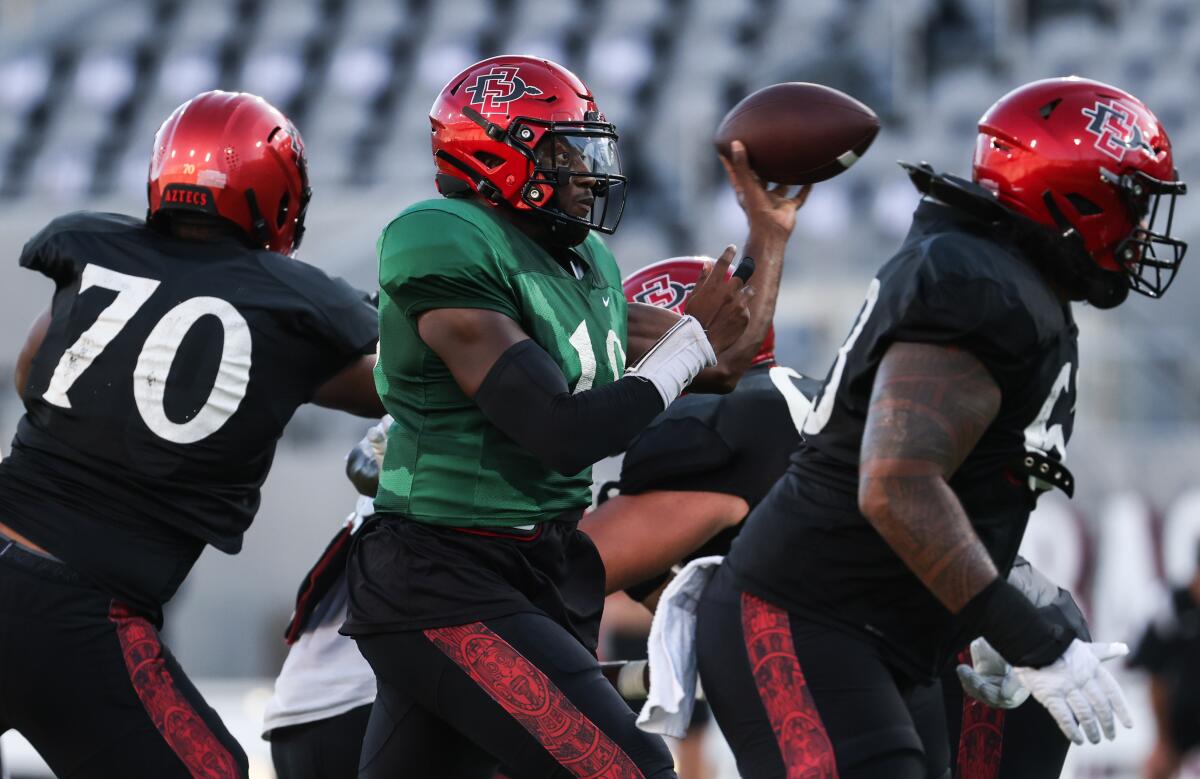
695;564;951;779
344;513;604;650
270;704;372;779
344;515;674;778
941;653;1070;779
0;541;247;778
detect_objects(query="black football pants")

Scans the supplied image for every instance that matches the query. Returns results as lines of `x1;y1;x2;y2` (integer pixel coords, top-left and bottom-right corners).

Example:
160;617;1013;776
695;564;951;779
0;542;247;778
270;704;372;779
354;611;676;778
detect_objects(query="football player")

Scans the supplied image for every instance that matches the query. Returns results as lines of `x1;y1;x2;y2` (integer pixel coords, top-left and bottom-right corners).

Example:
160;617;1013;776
694;77;1187;778
0;91;381;778
264;421;386;779
582;255;818;600
588;256;818;779
591;260;1094;779
1129;541;1200;779
340;54;804;778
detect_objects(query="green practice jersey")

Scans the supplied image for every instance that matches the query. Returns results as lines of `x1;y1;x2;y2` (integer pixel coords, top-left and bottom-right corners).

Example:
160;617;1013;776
374;198;628;527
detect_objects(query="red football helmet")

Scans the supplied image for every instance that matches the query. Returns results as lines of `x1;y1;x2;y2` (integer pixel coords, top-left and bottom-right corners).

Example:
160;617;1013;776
148;90;311;256
624;257;774;366
974;77;1186;298
430;55;626;234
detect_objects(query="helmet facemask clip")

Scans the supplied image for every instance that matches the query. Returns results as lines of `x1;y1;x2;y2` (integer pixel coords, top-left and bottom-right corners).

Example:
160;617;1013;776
520;121;626;234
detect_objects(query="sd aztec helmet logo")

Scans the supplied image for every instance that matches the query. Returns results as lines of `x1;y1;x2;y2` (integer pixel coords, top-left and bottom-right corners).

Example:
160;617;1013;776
632;274;695;311
624;256;775;366
1081;99;1154;162
464;66;544;116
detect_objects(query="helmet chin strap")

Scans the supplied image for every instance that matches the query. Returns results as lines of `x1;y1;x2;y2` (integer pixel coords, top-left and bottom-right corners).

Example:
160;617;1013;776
901;161;1130;309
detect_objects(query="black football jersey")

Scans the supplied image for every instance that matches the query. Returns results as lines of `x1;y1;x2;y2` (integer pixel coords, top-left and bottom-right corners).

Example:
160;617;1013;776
619;363;821;506
0;212;377;615
727;199;1079;681
615;364;821;598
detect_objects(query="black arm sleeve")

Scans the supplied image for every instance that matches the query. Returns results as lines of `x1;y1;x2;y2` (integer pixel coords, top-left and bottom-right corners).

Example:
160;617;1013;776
474;339;665;475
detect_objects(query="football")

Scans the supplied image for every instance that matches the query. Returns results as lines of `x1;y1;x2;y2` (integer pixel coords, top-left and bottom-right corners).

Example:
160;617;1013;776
714;82;880;184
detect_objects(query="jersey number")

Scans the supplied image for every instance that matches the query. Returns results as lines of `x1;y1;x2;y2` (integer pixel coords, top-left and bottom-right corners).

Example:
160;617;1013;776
42;264;252;444
1024;362;1072;462
802;278;881;436
568;320;624;393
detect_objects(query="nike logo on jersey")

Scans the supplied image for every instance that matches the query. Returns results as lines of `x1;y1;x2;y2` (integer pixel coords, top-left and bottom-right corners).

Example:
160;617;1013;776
602;296;611;307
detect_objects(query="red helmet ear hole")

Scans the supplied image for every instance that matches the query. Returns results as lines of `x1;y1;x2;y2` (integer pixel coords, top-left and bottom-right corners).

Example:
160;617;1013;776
990;137;1011;152
473;151;505;170
1066;193;1103;216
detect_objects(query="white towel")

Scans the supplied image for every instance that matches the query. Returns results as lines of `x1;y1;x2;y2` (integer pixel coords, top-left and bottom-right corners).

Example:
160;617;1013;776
636;555;723;738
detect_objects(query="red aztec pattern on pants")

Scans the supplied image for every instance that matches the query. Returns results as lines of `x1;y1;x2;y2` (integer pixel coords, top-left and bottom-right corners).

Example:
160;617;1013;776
740;592;839;779
109;602;242;778
956;649;1005;779
425;622;645;779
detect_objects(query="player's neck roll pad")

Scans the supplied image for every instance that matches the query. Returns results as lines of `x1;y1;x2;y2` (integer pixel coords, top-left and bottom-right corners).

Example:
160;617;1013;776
626;315;717;406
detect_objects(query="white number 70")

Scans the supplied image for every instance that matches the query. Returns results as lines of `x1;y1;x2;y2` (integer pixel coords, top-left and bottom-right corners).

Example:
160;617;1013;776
42;263;252;444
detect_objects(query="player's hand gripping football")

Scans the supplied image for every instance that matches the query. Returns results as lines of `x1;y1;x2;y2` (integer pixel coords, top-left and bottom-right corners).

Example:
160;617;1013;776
1012;639;1132;745
721;139;812;238
682;245;751;354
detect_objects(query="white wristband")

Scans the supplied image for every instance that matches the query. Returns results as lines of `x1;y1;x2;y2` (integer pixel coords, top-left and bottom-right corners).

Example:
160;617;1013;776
626;315;717;406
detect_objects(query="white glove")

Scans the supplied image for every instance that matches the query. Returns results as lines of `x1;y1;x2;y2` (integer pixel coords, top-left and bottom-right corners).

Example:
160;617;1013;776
1012;639;1132;745
366;414;392;466
956;637;1030;709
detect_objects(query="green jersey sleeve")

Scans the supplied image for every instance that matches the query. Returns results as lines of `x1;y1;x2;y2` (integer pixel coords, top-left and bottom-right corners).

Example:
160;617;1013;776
377;207;522;323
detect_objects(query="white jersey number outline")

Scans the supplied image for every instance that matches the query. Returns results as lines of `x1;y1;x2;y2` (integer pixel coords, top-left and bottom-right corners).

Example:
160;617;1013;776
569;319;622;394
803;278;881;436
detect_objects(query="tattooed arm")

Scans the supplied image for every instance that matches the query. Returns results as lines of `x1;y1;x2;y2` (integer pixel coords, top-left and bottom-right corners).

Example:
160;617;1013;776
859;344;1125;741
857;341;1001;613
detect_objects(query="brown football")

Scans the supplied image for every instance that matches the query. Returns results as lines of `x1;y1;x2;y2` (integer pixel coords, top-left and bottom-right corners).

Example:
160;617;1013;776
714;82;880;184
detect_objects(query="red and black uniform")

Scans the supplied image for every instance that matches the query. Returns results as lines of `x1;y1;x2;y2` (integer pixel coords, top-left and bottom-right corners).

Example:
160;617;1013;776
0;212;376;778
697;199;1079;778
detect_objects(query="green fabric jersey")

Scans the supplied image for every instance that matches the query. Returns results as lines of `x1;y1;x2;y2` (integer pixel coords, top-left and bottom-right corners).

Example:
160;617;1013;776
374;198;628;527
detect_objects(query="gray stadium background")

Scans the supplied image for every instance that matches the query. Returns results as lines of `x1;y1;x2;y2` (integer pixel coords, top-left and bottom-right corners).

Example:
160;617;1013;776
1;0;1199;776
